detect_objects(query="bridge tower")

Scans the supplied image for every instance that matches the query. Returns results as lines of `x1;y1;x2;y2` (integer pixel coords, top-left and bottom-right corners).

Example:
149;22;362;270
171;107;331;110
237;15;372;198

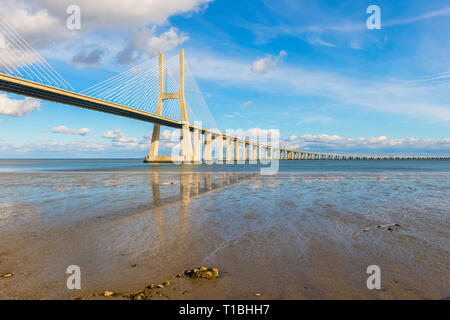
144;50;193;163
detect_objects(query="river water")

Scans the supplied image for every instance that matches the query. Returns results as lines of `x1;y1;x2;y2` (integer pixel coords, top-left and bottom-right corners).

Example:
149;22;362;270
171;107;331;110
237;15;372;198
0;159;449;299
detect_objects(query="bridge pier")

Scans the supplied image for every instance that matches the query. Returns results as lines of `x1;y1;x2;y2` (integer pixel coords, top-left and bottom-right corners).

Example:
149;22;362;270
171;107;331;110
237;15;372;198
249;144;254;162
243;142;248;162
234;139;239;162
226;137;232;163
216;135;223;163
204;132;212;164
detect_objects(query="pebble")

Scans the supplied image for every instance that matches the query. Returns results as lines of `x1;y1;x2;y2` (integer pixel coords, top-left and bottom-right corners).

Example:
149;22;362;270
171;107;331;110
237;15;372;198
254;293;261;297
0;273;13;278
387;226;394;231
156;284;164;288
185;266;220;280
103;291;114;297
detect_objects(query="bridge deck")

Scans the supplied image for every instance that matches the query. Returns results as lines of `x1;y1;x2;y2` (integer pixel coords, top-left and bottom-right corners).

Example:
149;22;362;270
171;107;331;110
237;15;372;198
0;74;182;129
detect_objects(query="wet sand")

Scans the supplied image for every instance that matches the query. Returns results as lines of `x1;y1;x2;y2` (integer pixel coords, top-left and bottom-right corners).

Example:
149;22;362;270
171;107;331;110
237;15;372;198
0;170;449;299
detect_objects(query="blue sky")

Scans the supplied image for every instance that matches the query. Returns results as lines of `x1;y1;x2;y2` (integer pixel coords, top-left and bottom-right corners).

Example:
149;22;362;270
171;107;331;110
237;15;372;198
0;0;449;157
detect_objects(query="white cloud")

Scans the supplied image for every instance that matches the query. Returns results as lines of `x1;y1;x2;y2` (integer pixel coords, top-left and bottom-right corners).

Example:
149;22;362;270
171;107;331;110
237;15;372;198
251;50;287;73
102;128;177;151
146;27;189;55
0;94;40;116
117;27;189;64
0;0;211;49
102;128;124;139
52;125;91;136
41;0;212;29
0;1;69;48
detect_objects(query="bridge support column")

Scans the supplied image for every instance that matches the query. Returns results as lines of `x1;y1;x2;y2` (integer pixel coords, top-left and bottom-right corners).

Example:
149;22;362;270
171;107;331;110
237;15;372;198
216;135;223;163
249;144;254;162
180;124;193;162
234;139;239;162
192;129;201;163
204;132;212;164
226;137;232;163
243;142;248;162
257;145;262;161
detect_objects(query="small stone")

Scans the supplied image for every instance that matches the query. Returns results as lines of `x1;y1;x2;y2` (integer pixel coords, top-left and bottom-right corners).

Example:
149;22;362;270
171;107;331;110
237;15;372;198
183;291;188;295
185;266;220;280
131;264;137;268
0;273;13;278
163;281;171;286
135;295;143;300
156;284;164;288
103;291;114;297
254;293;261;297
176;274;183;278
387;226;394;231
394;224;401;227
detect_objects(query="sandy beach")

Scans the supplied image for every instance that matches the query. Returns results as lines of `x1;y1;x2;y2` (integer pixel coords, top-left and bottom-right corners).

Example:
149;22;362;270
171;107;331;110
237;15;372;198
0;162;449;300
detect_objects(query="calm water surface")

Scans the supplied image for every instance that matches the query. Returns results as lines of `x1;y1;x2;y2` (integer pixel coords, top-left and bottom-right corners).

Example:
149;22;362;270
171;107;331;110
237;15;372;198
0;159;449;299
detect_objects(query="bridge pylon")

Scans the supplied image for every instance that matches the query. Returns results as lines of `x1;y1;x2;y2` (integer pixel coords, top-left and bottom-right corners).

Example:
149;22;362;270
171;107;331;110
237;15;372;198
144;50;194;163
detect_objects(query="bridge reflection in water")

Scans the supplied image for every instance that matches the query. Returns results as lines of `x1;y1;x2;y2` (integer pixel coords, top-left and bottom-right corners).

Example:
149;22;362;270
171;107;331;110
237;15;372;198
148;171;258;241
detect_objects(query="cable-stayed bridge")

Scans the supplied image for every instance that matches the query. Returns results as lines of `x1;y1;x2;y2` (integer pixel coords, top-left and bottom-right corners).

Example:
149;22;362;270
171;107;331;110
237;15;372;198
0;18;447;162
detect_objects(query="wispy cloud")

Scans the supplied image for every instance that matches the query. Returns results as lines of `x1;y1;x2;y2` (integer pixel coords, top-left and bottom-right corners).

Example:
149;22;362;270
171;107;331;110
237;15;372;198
251;50;287;73
385;6;450;27
188;52;450;122
241;100;253;108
